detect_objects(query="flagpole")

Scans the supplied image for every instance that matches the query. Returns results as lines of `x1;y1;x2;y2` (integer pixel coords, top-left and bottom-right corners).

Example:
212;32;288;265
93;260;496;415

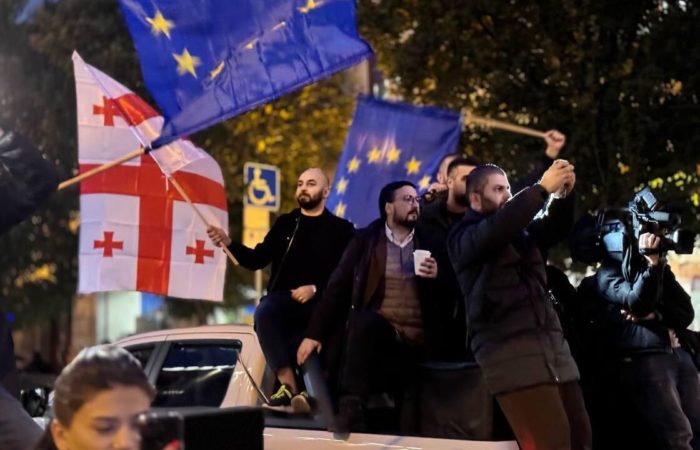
463;110;547;139
168;176;240;267
58;147;145;191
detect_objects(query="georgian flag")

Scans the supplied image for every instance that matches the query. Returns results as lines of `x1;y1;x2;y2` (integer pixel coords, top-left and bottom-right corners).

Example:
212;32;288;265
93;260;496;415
73;52;228;301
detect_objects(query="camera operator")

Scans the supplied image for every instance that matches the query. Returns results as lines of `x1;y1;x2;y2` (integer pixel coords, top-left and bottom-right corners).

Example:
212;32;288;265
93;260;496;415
593;229;700;450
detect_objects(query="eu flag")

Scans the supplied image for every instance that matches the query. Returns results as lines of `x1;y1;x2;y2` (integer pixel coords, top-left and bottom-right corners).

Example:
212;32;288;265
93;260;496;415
118;0;372;147
327;96;461;228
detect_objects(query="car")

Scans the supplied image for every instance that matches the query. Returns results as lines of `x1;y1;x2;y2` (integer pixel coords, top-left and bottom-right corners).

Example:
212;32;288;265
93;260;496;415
117;324;518;450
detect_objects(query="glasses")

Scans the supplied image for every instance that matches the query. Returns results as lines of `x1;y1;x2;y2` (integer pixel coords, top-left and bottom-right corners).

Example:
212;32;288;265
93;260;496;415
396;195;420;204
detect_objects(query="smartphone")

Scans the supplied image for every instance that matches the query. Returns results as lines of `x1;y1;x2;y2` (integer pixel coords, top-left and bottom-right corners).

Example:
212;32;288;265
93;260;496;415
138;411;185;450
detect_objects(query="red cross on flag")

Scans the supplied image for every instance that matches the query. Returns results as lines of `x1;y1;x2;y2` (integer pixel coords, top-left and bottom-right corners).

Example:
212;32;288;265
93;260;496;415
73;52;228;301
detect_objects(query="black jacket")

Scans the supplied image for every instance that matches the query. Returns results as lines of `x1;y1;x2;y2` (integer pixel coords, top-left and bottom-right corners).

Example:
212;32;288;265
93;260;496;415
593;260;694;355
0;128;58;389
305;219;439;349
228;207;354;298
447;185;579;394
415;197;470;361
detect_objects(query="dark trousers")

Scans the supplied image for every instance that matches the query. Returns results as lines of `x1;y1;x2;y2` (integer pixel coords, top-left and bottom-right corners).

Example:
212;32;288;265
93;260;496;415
340;309;418;400
496;381;592;450
254;291;316;374
619;348;700;450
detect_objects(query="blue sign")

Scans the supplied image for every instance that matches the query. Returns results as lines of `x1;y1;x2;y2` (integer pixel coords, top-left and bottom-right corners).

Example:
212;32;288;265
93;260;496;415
244;162;280;211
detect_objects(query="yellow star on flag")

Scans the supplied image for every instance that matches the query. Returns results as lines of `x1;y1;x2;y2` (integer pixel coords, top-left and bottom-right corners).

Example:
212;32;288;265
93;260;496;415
347;156;361;173
210;61;225;80
617;162;630;175
173;48;201;78
418;175;431;190
405;156;422;175
336;177;349;194
334;201;347;218
146;10;174;39
367;147;382;164
387;147;401;164
299;0;320;13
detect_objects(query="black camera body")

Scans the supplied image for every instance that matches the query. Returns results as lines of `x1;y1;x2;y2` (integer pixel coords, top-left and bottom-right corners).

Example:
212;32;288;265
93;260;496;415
570;188;696;264
628;187;695;255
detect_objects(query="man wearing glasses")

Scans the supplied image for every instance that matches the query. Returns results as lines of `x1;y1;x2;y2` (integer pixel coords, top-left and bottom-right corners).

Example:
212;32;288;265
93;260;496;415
297;181;438;433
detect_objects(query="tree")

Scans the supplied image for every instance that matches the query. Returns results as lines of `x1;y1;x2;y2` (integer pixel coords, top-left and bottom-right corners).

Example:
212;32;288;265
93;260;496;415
358;0;700;234
0;0;358;325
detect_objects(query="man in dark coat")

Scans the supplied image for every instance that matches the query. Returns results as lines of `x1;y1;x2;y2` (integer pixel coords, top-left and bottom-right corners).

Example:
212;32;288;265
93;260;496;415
208;168;354;412
297;181;438;432
592;229;700;450
448;162;591;450
0;124;58;450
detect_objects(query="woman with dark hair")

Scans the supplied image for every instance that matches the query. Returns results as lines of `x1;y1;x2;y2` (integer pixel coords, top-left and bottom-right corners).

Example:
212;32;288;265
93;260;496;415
35;345;155;450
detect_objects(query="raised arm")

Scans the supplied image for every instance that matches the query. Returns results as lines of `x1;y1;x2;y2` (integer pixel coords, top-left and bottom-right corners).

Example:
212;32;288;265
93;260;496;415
448;185;548;267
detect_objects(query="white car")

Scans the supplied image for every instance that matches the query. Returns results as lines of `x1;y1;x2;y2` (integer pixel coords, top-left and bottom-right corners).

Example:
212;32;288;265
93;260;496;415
117;324;518;450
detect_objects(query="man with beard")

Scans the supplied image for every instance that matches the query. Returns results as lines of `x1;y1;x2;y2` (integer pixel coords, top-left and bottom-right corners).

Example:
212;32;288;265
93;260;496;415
208;168;354;412
297;181;439;432
416;156;479;361
448;163;592;450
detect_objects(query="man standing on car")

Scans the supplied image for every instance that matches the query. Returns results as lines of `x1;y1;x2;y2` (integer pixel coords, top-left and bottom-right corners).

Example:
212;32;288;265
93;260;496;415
448;161;592;450
208;168;354;412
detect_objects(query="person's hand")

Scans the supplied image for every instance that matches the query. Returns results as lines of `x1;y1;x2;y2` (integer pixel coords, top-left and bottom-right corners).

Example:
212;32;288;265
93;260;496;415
291;285;316;303
544;130;566;159
621;309;657;323
417;256;438;279
297;338;322;365
539;160;575;194
207;225;231;247
639;232;661;266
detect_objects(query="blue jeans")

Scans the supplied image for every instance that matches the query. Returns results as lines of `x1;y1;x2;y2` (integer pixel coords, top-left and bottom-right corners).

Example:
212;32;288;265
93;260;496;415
620;348;700;450
254;291;316;373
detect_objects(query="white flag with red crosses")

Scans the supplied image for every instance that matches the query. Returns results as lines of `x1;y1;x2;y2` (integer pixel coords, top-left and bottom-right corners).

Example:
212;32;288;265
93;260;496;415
73;52;228;301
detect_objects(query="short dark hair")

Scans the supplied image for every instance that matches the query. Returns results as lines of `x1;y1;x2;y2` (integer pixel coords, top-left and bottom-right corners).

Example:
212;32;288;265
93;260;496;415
447;156;481;176
378;180;416;220
466;164;506;196
52;345;155;427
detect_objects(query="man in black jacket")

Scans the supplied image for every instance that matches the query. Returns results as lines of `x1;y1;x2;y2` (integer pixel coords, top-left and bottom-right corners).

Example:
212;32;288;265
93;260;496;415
448;162;592;450
208;168;354;412
0;125;58;450
592;230;700;450
297;181;438;432
416;156;478;361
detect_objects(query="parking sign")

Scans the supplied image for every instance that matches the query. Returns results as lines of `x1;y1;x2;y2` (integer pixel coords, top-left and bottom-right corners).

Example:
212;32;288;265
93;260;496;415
244;162;280;211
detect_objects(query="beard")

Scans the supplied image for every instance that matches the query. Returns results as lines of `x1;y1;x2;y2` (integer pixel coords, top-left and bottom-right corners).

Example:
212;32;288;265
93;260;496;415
479;197;501;216
396;208;419;227
297;191;324;211
454;192;470;206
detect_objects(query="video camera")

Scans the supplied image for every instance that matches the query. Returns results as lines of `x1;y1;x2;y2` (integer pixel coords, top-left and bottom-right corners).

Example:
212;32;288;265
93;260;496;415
570;187;696;264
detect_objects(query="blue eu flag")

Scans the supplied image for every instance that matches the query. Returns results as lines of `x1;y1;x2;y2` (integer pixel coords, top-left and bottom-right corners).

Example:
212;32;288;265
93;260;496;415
327;96;462;228
119;0;372;147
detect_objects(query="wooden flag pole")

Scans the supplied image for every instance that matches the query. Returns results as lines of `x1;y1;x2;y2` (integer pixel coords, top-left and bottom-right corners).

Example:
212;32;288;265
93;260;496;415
168;176;240;267
463;110;547;139
58;147;146;191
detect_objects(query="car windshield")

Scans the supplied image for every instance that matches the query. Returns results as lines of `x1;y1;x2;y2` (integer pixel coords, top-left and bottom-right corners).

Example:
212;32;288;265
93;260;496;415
153;341;241;407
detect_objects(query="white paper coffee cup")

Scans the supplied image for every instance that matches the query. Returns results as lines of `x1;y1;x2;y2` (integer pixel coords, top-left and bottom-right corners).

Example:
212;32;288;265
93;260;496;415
413;249;431;275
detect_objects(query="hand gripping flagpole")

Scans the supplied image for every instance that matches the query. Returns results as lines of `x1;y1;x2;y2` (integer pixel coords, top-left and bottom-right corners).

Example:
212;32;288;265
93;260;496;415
462;109;547;139
167;176;239;266
68;63;239;267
